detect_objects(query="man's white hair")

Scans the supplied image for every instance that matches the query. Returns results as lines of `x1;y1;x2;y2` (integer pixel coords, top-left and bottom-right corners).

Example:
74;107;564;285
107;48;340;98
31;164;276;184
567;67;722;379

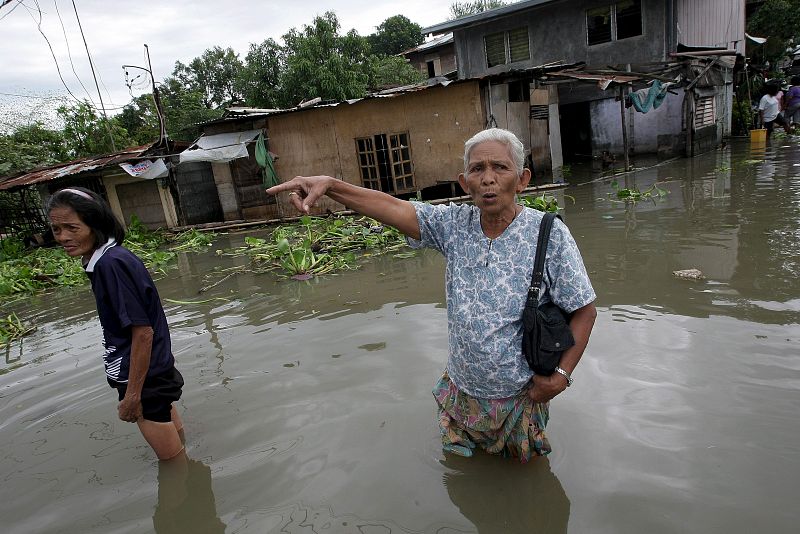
463;128;525;175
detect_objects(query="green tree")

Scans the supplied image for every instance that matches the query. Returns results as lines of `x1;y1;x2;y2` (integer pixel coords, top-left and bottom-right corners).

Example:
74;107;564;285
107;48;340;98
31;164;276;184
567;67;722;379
158;79;224;141
280;12;372;107
118;93;160;146
748;0;800;66
238;38;285;108
57;101;132;158
172;46;245;108
449;0;508;19
368;15;424;55
0;122;69;176
368;55;425;90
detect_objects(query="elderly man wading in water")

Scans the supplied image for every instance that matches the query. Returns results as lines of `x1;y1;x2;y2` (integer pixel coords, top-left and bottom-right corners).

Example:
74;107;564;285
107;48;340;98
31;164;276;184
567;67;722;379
267;128;596;462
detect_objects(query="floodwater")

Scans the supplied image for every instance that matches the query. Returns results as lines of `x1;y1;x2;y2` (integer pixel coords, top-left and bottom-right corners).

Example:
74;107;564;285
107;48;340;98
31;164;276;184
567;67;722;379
1;139;799;534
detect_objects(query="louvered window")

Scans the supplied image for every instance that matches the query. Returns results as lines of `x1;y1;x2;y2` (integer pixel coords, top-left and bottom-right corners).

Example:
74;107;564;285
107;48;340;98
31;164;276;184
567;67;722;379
485;32;506;67
587;7;612;45
508;27;531;63
694;97;715;128
616;0;643;39
484;27;530;68
587;1;642;46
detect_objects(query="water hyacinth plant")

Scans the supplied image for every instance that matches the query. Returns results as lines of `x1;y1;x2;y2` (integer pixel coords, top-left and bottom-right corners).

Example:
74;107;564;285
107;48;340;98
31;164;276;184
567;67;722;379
607;180;668;204
218;215;408;280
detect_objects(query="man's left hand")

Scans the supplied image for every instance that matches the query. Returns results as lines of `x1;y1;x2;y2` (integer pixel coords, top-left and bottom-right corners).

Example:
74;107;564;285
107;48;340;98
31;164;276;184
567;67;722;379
528;373;569;403
118;396;143;423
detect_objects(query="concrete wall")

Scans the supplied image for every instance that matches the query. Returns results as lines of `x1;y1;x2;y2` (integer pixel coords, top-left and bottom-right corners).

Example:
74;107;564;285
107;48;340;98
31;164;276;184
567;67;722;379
454;0;668;78
103;172;178;229
589;90;685;156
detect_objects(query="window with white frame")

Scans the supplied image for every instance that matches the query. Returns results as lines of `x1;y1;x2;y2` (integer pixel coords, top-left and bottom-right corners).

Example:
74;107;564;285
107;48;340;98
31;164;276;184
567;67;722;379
484;27;530;68
587;0;642;46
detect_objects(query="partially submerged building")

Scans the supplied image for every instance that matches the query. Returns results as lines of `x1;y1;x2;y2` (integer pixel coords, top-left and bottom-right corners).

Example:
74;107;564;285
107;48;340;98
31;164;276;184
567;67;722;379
422;0;745;164
0;141;221;237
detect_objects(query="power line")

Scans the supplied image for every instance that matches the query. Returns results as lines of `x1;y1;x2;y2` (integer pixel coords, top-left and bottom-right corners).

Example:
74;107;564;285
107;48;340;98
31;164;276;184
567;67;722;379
51;0;93;101
70;0;116;151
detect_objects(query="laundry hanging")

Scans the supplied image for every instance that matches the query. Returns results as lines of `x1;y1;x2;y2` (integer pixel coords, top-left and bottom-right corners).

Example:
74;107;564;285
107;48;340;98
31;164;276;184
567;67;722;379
255;132;279;188
628;80;669;113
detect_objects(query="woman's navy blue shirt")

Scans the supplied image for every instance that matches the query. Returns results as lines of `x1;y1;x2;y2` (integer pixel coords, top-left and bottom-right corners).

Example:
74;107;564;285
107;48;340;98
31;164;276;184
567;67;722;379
84;241;174;383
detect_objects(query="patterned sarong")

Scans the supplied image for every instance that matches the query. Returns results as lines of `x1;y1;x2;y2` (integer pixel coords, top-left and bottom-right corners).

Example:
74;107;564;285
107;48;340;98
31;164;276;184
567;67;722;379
433;372;551;463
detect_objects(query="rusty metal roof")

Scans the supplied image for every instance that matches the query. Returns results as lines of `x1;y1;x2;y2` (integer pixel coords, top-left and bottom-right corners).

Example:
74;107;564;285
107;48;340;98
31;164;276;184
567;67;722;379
0;143;159;191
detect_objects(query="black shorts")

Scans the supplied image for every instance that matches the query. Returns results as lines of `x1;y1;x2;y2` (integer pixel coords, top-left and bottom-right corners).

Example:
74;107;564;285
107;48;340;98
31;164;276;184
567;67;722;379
108;367;184;423
765;114;787;132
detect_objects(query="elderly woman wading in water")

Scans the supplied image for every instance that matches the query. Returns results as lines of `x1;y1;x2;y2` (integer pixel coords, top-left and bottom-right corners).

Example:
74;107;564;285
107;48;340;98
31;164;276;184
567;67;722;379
47;188;185;461
267;128;597;462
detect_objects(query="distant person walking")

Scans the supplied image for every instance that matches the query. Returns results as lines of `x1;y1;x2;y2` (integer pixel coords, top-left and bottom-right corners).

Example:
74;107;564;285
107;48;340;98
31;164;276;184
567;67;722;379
759;84;791;138
47;188;185;460
784;76;800;128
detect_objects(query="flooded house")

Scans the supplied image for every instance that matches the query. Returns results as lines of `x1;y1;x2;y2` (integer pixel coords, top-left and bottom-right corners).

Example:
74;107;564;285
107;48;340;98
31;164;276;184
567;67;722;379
0;140;222;236
180;80;488;222
422;0;746;164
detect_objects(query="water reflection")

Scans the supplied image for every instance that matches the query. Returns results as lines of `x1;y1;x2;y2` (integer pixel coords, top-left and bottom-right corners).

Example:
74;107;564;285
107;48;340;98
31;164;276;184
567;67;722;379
442;455;569;534
153;455;225;533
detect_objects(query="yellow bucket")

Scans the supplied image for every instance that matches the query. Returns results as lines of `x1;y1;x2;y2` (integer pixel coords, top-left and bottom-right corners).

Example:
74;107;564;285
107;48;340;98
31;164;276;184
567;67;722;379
750;129;767;143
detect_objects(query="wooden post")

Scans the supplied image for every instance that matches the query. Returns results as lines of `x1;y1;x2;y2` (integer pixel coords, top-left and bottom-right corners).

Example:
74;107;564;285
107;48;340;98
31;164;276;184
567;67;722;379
619;85;630;171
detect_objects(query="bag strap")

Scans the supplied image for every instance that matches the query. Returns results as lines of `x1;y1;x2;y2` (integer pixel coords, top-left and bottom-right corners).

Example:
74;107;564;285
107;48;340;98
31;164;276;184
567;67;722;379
528;212;561;301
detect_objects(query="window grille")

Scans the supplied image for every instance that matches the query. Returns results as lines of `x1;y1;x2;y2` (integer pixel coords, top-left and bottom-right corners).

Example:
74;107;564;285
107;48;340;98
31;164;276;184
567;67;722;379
355;132;415;194
694;97;716;128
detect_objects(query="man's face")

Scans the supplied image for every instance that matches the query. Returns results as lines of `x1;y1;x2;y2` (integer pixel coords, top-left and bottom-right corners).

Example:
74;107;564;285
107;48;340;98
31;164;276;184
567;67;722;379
458;140;530;217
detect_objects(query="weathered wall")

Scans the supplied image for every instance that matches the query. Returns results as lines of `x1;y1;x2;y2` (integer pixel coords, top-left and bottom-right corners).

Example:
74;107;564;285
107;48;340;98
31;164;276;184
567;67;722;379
589;91;685;156
329;82;484;190
454;0;668;78
104;172;178;229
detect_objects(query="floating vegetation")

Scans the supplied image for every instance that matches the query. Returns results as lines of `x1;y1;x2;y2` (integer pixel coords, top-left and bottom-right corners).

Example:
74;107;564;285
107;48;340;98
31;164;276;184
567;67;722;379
0;312;36;347
607;180;668;204
0;217;218;298
214;215;410;281
520;192;573;213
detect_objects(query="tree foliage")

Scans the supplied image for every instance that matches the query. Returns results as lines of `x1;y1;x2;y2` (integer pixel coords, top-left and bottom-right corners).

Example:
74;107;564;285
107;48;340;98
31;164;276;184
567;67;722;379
3;11;430;172
280;12;372;106
57;102;132;159
172;46;245;108
0;123;68;175
748;0;800;65
368;15;424;55
237;38;284;109
368;55;425;90
449;0;508;19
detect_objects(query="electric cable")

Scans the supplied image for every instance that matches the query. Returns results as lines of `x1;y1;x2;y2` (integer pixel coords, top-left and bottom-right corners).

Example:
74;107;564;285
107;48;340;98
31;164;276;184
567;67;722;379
51;0;94;102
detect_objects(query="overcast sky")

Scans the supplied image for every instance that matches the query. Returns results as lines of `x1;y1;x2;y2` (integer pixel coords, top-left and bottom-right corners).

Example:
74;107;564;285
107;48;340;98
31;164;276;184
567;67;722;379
0;0;454;129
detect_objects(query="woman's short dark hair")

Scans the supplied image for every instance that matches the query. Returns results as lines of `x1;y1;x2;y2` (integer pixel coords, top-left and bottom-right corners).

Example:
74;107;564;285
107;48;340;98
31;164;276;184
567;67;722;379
792;76;800;86
46;187;126;247
765;83;780;96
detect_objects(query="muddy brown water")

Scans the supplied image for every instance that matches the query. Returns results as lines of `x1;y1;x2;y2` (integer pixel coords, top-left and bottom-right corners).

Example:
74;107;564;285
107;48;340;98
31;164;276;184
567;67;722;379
1;140;798;533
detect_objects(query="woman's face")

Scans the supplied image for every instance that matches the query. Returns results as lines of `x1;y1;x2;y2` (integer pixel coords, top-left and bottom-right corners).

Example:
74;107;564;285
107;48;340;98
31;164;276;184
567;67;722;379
457;140;531;218
49;206;96;261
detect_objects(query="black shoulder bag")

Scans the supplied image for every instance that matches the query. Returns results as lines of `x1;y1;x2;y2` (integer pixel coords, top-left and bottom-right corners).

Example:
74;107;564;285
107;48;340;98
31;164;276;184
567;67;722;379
521;212;576;375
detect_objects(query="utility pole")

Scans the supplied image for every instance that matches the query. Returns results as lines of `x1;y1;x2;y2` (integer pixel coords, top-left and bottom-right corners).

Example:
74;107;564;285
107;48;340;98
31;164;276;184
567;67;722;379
123;44;168;147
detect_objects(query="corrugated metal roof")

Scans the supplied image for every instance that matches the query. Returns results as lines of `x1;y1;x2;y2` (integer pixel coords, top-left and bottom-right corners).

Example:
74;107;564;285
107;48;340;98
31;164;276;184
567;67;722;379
423;0;558;35
0;144;154;191
400;33;454;55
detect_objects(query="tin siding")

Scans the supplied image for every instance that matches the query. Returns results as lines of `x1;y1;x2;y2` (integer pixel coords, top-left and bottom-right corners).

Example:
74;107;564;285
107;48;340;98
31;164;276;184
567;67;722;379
677;0;745;54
